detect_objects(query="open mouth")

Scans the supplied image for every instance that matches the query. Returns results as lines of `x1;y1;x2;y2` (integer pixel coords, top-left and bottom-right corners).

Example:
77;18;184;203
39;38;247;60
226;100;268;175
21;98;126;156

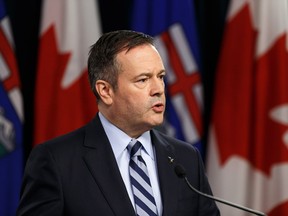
152;102;165;112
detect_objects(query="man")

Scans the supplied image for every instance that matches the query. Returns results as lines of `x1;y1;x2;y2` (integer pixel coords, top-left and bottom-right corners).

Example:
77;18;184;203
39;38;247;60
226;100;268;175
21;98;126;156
17;30;220;216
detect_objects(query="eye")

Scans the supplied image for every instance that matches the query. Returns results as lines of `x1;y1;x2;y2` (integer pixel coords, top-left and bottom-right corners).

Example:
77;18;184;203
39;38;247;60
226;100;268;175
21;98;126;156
135;76;150;89
159;73;166;80
138;78;148;83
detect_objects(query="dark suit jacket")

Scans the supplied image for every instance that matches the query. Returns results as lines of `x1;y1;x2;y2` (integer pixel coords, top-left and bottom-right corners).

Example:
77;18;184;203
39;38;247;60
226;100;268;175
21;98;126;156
17;114;220;216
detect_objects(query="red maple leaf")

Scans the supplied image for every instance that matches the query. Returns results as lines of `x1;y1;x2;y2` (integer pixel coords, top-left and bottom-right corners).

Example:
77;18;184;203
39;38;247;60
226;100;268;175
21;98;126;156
34;25;98;145
268;200;288;216
212;5;288;176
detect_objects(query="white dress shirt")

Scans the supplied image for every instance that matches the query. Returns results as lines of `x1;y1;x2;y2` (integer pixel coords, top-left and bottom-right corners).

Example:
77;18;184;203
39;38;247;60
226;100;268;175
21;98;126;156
99;112;163;215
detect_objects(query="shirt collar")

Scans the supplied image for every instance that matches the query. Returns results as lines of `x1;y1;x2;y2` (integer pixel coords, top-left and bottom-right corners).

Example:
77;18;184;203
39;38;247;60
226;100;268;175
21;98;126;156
98;112;155;161
137;131;155;161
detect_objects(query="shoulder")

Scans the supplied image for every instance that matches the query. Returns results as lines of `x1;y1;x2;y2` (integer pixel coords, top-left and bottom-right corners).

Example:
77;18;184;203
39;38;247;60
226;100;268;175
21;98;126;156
35;125;86;151
28;126;86;166
28;115;106;163
32;115;102;155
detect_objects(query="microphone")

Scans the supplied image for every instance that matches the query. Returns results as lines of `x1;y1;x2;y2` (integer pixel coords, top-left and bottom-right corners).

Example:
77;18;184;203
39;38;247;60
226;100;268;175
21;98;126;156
174;164;266;216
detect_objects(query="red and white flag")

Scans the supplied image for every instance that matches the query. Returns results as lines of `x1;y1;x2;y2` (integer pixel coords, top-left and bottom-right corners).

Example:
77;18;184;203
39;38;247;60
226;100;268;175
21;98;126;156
207;0;288;215
34;0;102;145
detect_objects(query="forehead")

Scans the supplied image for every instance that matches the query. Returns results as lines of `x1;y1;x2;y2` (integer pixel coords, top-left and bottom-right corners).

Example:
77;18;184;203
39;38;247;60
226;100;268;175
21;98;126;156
117;44;164;70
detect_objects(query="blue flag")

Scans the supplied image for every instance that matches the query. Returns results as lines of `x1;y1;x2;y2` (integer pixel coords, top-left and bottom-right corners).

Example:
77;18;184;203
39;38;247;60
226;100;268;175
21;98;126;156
0;0;23;215
131;0;204;156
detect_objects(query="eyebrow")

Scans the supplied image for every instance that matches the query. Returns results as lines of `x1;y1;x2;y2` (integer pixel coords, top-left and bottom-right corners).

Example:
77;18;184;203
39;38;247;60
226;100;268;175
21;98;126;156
131;69;166;82
136;70;166;77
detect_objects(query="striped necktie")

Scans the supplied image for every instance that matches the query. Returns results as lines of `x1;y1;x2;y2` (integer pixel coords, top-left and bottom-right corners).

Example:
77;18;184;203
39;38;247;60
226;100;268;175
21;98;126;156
128;139;158;216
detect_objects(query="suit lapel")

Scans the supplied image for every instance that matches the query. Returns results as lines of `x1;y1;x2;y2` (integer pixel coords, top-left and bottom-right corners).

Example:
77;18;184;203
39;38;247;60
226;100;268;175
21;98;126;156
82;115;135;216
152;130;180;216
81;115;181;216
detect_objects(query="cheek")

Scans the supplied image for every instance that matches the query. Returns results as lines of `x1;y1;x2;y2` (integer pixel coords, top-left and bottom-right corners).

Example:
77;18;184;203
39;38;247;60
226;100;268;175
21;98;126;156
126;91;147;105
127;97;145;110
114;86;149;112
115;95;141;112
124;97;149;117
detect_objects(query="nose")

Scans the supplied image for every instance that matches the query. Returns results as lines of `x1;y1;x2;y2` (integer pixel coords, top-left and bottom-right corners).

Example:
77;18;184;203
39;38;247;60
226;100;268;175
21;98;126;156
150;77;165;97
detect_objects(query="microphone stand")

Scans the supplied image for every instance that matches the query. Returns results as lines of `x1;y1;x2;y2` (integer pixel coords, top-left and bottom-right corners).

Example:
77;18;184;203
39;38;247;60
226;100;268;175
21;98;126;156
174;163;266;216
183;176;266;216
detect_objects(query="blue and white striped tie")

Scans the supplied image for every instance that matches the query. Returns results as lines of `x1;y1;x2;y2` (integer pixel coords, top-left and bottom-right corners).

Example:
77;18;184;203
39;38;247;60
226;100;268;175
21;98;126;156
128;139;158;216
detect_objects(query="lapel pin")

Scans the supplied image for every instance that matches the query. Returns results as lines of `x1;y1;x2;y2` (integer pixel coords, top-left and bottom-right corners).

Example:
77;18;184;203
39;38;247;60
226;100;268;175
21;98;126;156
168;156;174;164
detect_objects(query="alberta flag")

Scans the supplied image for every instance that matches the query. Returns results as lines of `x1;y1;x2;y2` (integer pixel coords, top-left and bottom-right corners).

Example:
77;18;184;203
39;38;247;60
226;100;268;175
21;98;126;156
0;0;24;215
131;0;203;154
207;0;288;215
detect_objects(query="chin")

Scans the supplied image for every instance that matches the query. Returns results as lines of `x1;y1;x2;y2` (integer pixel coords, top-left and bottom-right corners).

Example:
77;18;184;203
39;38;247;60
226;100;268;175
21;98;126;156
142;115;164;128
150;118;164;127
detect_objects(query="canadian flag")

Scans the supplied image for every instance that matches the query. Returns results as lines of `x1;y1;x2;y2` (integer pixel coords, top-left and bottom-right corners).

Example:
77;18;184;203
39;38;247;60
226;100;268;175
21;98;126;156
34;0;101;145
207;0;288;215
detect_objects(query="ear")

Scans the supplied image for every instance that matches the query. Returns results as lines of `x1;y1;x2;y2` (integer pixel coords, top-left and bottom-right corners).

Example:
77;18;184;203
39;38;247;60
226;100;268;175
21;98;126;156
95;80;113;105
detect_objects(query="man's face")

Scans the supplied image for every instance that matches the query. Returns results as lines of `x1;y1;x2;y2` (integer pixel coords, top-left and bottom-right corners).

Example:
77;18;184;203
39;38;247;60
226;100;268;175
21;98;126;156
110;44;166;137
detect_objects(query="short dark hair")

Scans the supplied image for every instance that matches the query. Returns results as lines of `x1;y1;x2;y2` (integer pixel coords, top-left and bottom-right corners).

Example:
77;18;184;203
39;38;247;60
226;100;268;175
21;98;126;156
87;30;154;101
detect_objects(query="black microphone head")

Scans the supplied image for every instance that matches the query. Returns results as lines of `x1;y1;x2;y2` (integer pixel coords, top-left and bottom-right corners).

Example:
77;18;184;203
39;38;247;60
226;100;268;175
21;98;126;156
174;164;187;179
